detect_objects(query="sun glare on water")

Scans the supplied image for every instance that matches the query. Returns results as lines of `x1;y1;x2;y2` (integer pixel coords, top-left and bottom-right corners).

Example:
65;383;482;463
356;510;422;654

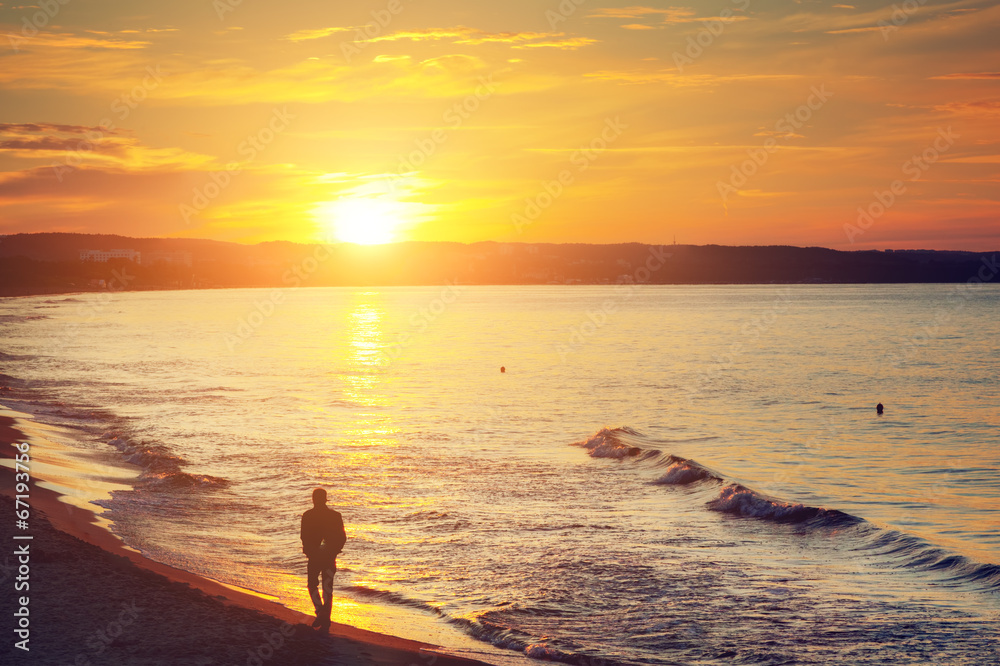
316;197;406;245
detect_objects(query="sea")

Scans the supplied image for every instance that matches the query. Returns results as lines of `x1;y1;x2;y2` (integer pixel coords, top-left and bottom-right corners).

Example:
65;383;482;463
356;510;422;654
1;283;998;665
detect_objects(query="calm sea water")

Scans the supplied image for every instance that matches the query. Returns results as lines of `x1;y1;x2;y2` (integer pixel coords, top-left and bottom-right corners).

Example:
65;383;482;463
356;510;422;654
1;284;998;665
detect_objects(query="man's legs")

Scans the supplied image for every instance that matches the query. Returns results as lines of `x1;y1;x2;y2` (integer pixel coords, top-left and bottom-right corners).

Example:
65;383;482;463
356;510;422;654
307;558;324;626
320;562;336;626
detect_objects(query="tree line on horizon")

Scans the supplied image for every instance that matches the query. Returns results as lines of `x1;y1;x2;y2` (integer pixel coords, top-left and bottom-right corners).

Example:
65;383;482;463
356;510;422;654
0;233;993;296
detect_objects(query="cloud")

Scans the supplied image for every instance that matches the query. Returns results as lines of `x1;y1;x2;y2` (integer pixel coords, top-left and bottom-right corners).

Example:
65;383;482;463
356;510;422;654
0;122;214;171
587;6;680;19
587;6;749;26
365;26;598;49
0;123;128;162
0;164;189;208
3;30;150;50
288;26;598;50
794;0;999;40
0;31;160;92
0;151;318;243
753;129;805;139
826;26;884;34
585;70;802;87
933;100;1000;115
0;136;108;153
0;41;505;104
940;155;1000;163
285;26;359;42
417;54;486;72
373;54;411;63
0;21;571;104
515;37;599;49
367;27;521;44
0;122;122;136
588;6;696;22
930;72;1000;80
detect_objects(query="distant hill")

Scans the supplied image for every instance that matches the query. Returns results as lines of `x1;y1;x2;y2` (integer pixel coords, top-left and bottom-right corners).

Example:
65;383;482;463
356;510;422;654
0;233;995;296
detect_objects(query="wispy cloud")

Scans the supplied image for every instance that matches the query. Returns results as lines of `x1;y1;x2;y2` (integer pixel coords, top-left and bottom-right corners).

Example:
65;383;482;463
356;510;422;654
587;6;749;26
585;70;801;87
933;100;1000;114
3;30;150;50
0;122;213;170
285;25;598;50
826;26;883;34
0;39;512;103
359;26;599;50
930;72;1000;80
515;37;599;49
285;26;359;42
0;122;122;136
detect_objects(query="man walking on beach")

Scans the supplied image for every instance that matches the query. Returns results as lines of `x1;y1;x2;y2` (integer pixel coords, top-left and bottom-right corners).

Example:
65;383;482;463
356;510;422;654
301;488;346;632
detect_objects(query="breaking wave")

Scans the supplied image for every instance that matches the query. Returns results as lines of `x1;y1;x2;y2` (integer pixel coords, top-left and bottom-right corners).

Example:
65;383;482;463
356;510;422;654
707;483;862;526
571;426;647;459
105;433;228;490
654;455;724;485
571;426;999;592
349;585;632;666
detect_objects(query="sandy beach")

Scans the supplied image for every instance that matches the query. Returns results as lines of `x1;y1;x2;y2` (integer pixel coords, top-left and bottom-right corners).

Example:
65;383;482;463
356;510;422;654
0;413;493;666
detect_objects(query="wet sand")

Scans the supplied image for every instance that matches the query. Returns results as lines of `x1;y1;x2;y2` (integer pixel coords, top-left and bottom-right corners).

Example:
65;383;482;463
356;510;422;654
0;414;492;665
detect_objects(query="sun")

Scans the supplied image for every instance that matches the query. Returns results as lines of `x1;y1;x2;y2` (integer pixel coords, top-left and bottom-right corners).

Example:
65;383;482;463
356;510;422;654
315;196;406;245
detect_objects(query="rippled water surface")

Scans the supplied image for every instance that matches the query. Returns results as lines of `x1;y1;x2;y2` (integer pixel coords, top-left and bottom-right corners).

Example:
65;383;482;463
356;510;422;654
1;284;998;665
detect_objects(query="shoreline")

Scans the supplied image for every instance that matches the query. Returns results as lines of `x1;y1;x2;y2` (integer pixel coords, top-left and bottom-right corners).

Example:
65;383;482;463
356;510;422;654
0;411;496;665
2;279;996;300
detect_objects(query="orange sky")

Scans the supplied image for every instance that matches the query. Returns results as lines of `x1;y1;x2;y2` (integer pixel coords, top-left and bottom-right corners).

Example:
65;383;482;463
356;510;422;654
0;0;997;250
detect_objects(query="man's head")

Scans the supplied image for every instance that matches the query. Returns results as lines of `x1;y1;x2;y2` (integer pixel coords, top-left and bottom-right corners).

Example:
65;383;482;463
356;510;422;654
312;487;327;507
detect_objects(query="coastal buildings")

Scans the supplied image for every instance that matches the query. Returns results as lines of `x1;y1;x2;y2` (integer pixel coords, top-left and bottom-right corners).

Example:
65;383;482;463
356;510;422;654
77;249;194;267
79;249;142;264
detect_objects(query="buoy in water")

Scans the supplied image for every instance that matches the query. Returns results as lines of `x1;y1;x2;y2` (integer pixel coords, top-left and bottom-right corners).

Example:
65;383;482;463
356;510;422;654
876;402;884;415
